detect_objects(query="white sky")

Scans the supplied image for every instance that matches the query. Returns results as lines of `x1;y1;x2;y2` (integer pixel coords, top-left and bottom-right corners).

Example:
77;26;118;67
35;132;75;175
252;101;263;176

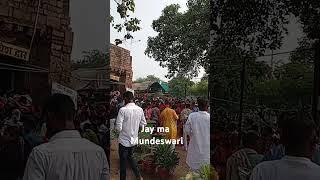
110;0;205;82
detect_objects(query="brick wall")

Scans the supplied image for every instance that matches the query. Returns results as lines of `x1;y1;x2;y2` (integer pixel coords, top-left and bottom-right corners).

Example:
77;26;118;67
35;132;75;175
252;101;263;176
0;0;73;88
110;44;133;88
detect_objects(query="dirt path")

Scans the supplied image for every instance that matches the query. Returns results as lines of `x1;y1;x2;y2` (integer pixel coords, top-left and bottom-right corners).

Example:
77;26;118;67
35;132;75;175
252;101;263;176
110;140;189;180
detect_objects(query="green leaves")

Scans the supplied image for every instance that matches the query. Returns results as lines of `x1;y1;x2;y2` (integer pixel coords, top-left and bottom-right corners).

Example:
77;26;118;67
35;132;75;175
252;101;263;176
154;144;180;170
190;79;208;97
168;76;194;97
113;0;141;45
146;1;210;78
284;0;320;39
134;75;161;83
198;164;215;180
253;62;313;109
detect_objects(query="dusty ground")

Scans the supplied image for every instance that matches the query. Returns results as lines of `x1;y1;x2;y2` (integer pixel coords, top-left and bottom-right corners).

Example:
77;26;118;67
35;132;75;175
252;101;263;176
110;139;189;180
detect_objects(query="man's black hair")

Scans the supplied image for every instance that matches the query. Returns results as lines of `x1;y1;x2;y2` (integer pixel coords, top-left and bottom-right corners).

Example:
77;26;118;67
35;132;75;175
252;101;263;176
22;115;36;130
242;130;260;148
43;94;75;121
123;91;134;101
83;123;92;131
280;111;316;154
197;98;208;110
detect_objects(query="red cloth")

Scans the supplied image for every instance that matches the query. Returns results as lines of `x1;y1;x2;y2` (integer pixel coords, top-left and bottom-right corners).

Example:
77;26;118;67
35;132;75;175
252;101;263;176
160;104;166;110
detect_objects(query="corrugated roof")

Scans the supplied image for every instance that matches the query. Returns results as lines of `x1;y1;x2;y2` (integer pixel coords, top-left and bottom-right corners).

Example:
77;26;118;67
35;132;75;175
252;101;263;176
160;82;169;92
132;81;169;93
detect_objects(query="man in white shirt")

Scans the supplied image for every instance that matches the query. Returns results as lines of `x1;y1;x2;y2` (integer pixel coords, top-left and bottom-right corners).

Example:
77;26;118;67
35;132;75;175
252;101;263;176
23;94;109;180
185;98;210;172
116;91;146;180
250;111;320;180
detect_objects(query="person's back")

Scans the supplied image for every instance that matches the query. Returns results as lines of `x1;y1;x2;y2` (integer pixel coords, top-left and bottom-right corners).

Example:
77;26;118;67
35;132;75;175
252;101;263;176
251;156;320;180
116;91;145;180
226;131;263;180
250;111;320;180
160;107;179;140
117;103;145;146
24;130;108;180
161;107;177;123
185;99;210;171
23;94;109;180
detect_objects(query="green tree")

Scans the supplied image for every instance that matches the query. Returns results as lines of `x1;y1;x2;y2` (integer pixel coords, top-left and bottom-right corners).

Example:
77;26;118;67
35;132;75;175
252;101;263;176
254;62;313;110
285;0;320;40
190;79;208;98
290;36;316;64
146;0;290;110
134;75;161;83
168;76;194;97
111;0;141;45
210;0;291;110
145;0;210;78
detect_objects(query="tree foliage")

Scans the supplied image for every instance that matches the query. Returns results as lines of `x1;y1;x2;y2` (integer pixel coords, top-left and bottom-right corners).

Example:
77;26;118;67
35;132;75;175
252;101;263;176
190;79;208;98
284;0;320;39
145;0;210;78
211;0;290;55
290;36;316;64
168;76;194;97
254;62;313;110
134;75;161;83
111;0;141;45
209;0;293;112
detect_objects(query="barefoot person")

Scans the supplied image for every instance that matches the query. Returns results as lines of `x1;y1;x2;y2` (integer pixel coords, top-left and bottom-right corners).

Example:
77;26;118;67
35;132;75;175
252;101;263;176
116;91;146;180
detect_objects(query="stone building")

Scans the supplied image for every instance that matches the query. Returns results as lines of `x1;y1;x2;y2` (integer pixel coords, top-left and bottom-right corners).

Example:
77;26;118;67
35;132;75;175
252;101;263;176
0;0;73;105
110;44;133;90
72;44;133;95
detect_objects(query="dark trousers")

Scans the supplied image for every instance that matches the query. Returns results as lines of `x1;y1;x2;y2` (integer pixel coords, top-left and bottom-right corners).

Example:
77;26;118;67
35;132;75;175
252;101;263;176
119;143;141;180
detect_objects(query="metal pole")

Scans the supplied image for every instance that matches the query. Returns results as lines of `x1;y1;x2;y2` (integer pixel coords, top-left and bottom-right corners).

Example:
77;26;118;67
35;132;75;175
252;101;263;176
209;0;216;115
185;83;187;98
312;40;320;126
239;57;246;141
271;50;274;79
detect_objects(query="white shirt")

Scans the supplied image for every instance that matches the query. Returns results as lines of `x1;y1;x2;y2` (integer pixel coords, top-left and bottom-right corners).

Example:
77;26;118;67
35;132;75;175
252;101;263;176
23;130;109;180
185;111;210;170
116;102;147;147
250;156;320;180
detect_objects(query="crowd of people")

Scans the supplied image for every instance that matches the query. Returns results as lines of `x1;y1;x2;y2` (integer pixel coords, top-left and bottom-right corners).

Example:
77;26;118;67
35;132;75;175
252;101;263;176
133;95;203;138
0;88;211;180
0;90;43;180
5;88;320;180
114;91;211;179
0;90;112;180
213;110;320;180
